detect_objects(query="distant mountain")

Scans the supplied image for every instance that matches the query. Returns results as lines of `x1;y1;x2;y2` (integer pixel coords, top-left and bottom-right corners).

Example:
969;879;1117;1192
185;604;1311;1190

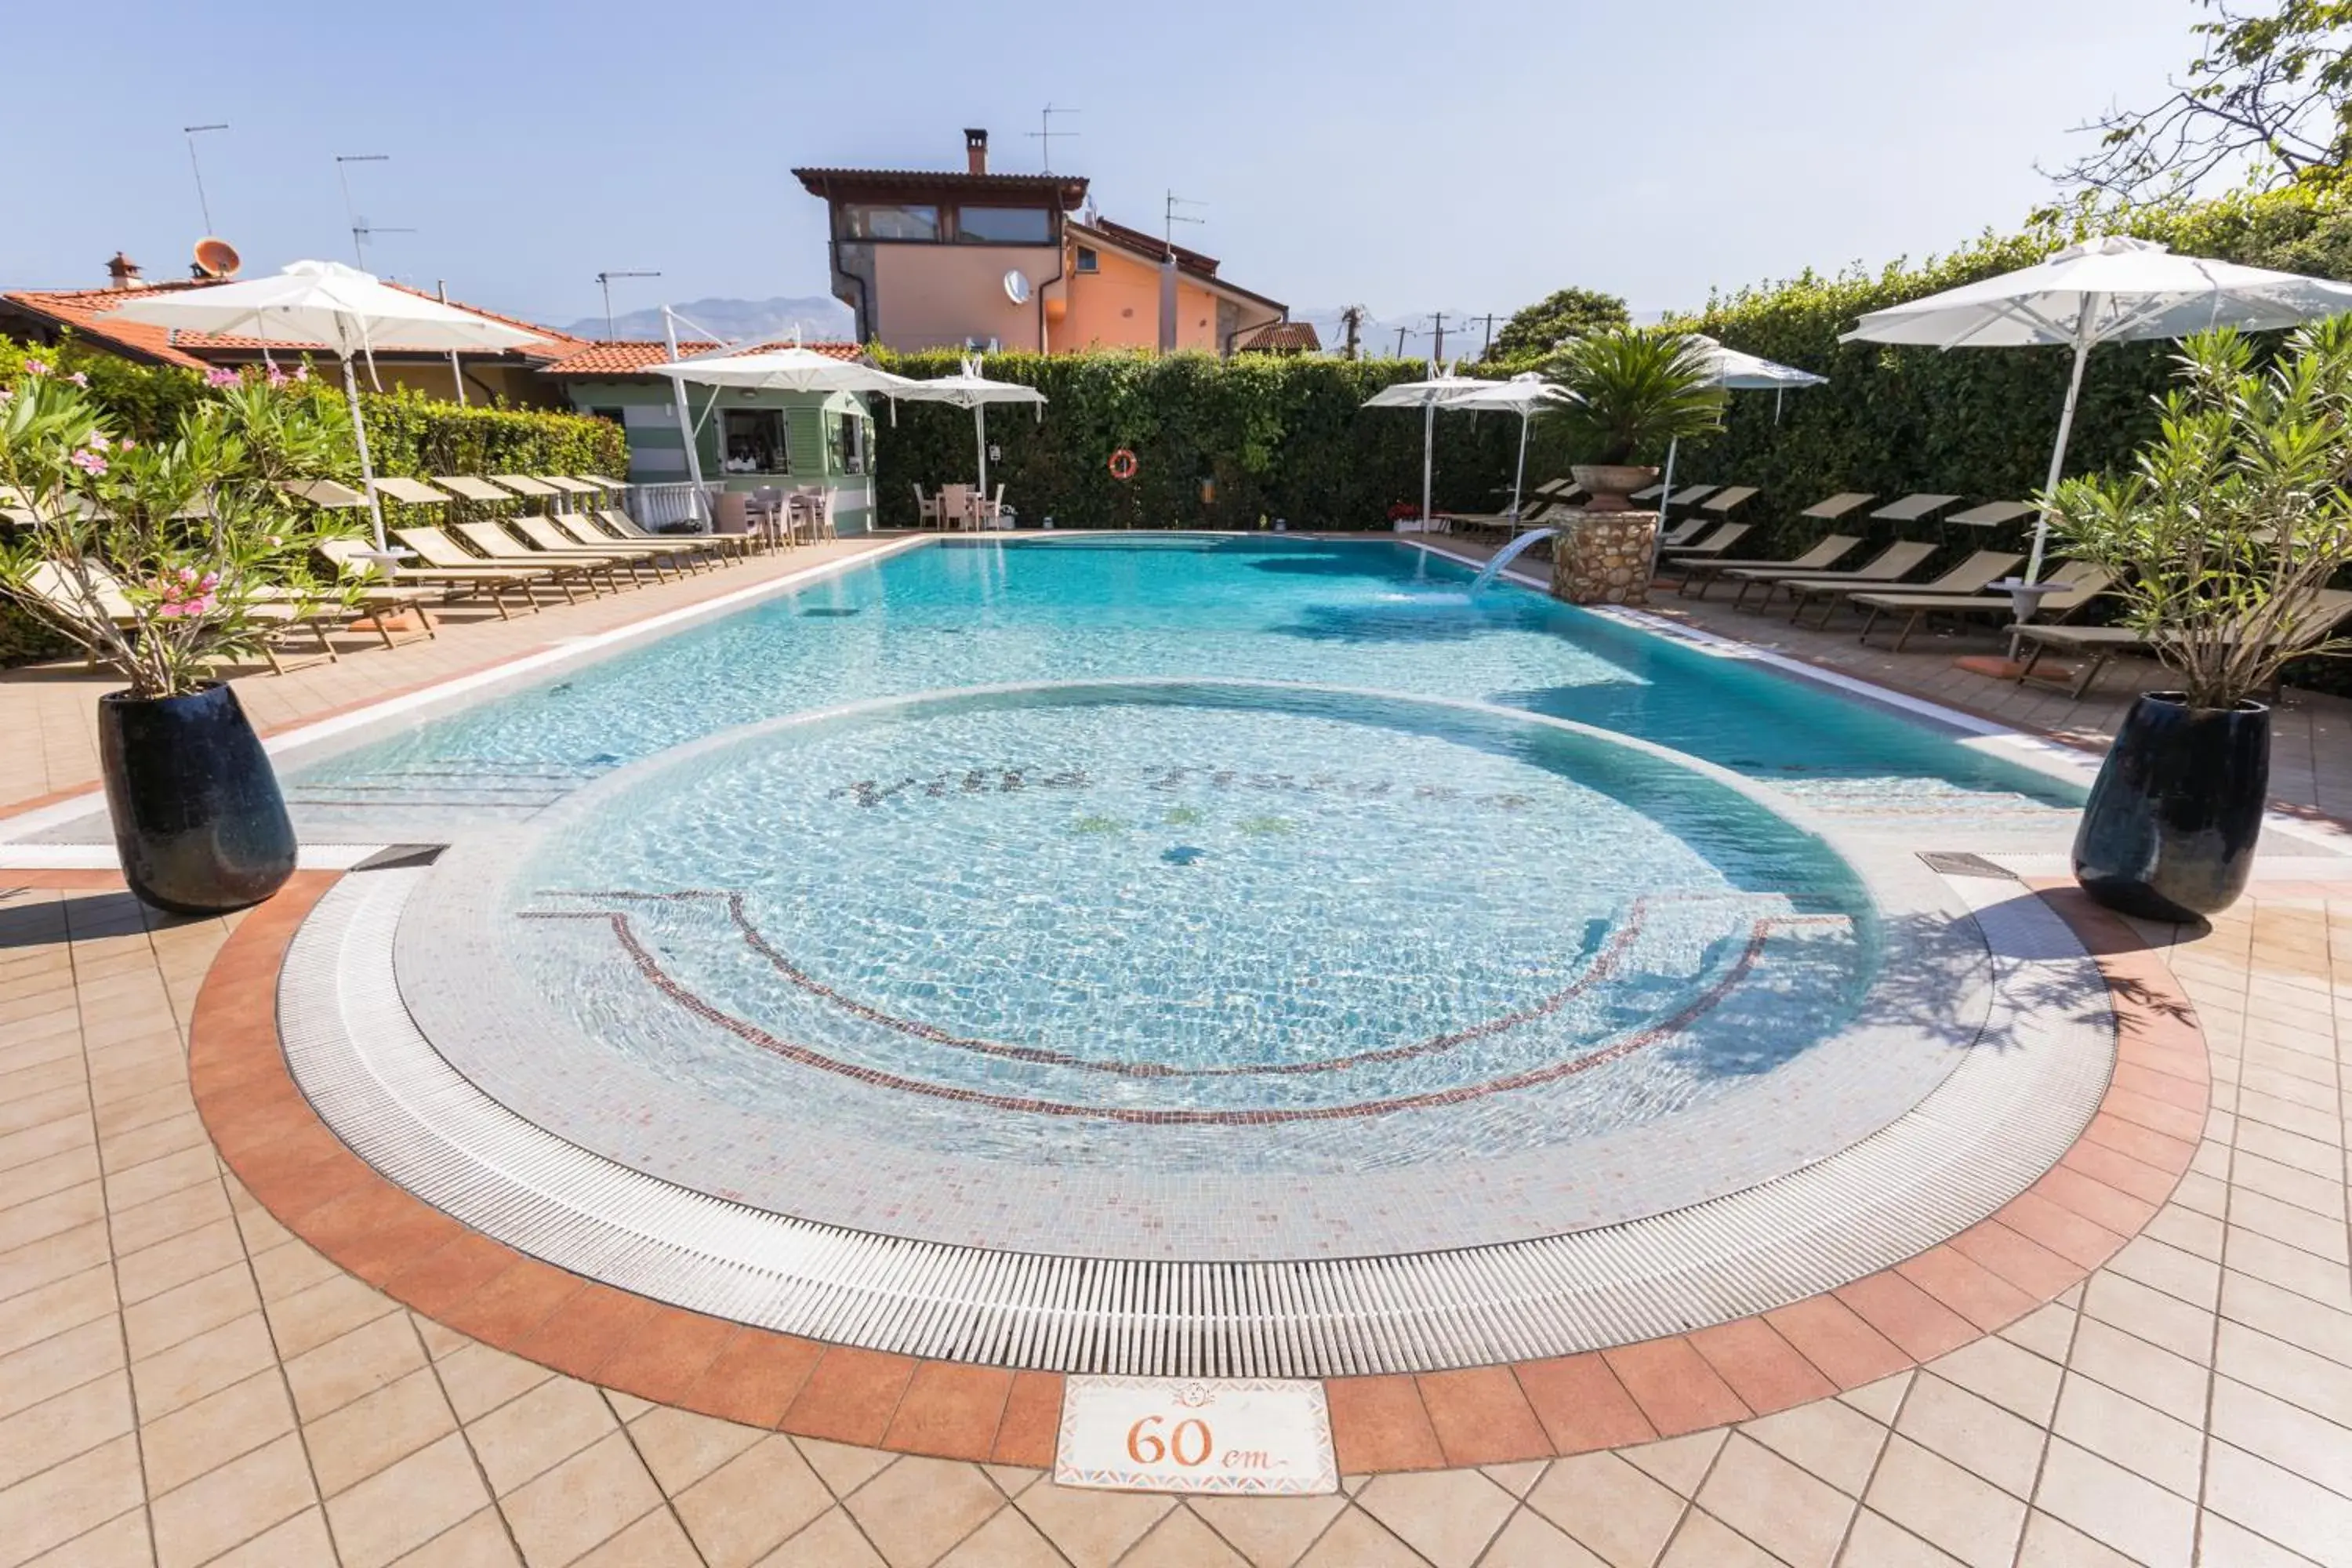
562;294;855;343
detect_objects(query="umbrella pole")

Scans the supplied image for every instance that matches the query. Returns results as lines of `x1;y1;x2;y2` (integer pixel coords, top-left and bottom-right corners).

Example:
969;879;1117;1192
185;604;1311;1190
976;405;989;509
1421;401;1436;528
1510;410;1530;527
339;354;386;550
1649;435;1680;575
2029;330;2095;585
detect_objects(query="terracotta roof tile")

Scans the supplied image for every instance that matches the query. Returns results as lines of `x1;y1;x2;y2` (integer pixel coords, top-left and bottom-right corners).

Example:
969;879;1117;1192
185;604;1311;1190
537;340;866;376
1236;321;1323;353
0;278;586;369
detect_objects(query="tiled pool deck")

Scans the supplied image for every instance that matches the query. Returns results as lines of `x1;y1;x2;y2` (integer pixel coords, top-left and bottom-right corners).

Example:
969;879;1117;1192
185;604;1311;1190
5;537;2352;1563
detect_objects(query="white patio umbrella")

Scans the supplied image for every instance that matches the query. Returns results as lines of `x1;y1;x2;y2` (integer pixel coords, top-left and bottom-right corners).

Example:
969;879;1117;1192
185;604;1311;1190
1842;235;2352;580
111;260;543;547
1364;362;1489;529
887;358;1047;501
1435;373;1577;521
1654;334;1828;528
642;343;918;527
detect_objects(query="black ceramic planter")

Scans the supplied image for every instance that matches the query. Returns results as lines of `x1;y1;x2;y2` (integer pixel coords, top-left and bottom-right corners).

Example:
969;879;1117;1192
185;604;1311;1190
97;684;296;916
2074;692;2268;923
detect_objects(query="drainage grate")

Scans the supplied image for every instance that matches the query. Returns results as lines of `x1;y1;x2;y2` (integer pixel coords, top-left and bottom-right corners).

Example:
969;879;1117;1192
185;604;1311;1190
278;869;2116;1377
1916;851;2019;880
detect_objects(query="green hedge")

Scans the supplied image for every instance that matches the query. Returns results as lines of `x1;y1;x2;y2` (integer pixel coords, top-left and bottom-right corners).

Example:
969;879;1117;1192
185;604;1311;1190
867;349;1546;530
1661;185;2352;557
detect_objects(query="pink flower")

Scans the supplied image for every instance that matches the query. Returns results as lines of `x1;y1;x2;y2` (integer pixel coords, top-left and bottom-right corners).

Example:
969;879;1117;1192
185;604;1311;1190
292;365;310;383
203;367;240;389
115;437;133;451
68;449;107;475
84;431;109;452
266;365;288;388
158;595;216;619
23;358;46;377
0;390;13;405
65;372;87;387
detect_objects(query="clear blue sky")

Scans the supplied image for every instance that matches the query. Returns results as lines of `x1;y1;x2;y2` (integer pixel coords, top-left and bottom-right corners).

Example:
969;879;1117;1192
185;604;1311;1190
2;0;2195;331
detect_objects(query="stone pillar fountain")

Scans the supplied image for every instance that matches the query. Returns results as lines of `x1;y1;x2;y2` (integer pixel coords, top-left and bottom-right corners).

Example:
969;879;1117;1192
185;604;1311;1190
1548;511;1661;606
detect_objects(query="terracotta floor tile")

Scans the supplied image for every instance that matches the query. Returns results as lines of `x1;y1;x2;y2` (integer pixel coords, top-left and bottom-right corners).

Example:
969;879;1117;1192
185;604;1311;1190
591;1308;738;1408
433;1258;585;1348
991;1370;1065;1468
1513;1353;1657;1454
877;1360;1013;1461
1994;1192;2128;1272
683;1329;823;1429
1764;1296;1913;1388
1602;1337;1751;1437
1687;1317;1838;1416
1947;1218;2087;1301
1896;1246;2041;1334
2031;1166;2161;1239
779;1345;917;1446
505;1283;660;1382
1413;1365;1552;1465
378;1231;523;1320
1325;1374;1445;1472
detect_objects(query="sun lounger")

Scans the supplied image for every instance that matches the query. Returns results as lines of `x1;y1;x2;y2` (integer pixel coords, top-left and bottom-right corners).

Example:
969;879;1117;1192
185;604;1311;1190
1674;535;1862;598
2014;588;2352;699
23;561;347;676
1851;563;2111;652
320;536;543;620
1868;493;1962;525
600;508;753;562
1941;501;2037;530
1798;492;1877;523
547;513;711;572
431;476;517;506
1784;549;2024;628
1700;486;1759;514
1657;523;1751;560
511;517;673;583
393;527;585;605
448;522;626;594
1722;540;1937;610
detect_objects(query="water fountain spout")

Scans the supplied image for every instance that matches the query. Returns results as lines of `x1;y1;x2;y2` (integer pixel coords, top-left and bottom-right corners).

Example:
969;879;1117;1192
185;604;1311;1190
1469;528;1557;592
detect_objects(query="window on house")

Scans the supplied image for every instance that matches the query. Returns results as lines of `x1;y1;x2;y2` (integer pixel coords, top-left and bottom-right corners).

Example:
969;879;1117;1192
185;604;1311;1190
834;413;867;475
722;408;787;474
954;206;1053;244
1074;245;1099;274
840;204;940;241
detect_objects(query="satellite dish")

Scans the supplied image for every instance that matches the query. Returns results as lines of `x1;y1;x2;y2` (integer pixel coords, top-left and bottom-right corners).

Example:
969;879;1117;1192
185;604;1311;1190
1003;268;1033;305
193;238;241;279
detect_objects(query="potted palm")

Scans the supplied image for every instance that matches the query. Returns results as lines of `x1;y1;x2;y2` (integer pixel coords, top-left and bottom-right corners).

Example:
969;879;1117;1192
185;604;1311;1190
1552;330;1725;510
0;362;361;913
2044;320;2352;921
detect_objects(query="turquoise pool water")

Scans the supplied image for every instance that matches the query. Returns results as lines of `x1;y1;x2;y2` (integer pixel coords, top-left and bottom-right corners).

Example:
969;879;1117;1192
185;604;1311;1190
284;535;2079;833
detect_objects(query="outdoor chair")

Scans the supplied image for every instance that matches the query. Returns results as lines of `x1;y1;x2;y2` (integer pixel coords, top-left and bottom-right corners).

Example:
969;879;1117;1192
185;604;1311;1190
24;561;347;677
940;484;975;532
1656;523;1751;559
913;485;946;529
2013;588;2352;699
447;522;630;594
393;527;585;605
600;508;751;564
976;485;1008;530
1653;515;1713;550
1673;535;1862;597
1721;540;1937;611
319;536;543;620
1700;485;1760;514
1851;562;2113;652
1782;548;2024;628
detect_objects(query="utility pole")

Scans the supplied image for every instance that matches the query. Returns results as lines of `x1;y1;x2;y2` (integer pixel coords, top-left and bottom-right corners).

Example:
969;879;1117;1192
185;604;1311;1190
1469;311;1501;359
1025;103;1080;173
1394;325;1410;358
594;270;662;340
1338;305;1366;361
183;123;227;235
334;154;412;271
1426;311;1450;369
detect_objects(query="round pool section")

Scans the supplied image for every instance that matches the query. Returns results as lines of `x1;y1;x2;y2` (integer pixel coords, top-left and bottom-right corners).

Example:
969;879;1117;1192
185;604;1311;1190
396;681;1993;1260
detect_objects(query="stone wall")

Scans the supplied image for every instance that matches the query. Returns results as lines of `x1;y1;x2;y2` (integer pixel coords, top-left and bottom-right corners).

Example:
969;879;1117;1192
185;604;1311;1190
1549;511;1660;606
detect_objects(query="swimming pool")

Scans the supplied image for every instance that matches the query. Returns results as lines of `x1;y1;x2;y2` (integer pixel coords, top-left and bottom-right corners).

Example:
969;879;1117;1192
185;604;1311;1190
279;535;2081;840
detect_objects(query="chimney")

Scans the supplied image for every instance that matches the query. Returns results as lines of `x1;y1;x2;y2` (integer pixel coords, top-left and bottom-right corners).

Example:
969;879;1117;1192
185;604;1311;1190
964;128;989;176
104;251;142;290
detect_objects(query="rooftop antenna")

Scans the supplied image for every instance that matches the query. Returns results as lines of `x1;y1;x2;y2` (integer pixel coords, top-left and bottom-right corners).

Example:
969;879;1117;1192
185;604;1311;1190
593;270;662;340
333;154;412;271
183;123;227;236
1025;103;1080;174
1163;191;1205;252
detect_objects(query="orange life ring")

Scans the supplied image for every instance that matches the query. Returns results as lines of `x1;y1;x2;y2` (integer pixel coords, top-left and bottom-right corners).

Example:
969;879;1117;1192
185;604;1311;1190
1107;448;1138;481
